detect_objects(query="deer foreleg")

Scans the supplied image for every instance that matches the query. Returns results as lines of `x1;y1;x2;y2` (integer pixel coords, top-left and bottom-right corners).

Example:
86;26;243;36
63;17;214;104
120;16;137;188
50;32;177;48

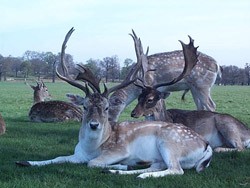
16;154;86;167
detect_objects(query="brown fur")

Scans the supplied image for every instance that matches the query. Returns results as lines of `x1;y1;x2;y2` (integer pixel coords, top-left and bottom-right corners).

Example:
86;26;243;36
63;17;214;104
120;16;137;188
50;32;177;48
0;113;6;135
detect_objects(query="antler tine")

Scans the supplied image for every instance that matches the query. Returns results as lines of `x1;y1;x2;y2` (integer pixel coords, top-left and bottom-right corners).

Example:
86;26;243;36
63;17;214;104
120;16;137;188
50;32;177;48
102;30;150;97
56;27;88;93
61;27;74;77
154;36;198;89
75;64;101;93
102;62;140;97
129;30;150;84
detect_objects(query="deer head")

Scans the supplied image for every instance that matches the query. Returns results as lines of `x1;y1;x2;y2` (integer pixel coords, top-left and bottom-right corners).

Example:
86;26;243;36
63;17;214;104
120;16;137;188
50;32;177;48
56;28;140;129
131;36;199;119
27;80;51;103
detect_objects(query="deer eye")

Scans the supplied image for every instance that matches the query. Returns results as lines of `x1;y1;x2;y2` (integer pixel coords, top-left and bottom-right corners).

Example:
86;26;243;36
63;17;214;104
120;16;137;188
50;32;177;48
83;106;87;111
147;99;154;104
105;107;109;111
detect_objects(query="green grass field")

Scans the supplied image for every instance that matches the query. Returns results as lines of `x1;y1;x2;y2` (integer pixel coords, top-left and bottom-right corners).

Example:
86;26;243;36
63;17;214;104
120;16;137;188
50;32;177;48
0;81;250;188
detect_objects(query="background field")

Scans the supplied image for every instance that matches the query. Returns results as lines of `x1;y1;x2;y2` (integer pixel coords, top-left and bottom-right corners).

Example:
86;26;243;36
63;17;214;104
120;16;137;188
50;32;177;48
0;81;250;188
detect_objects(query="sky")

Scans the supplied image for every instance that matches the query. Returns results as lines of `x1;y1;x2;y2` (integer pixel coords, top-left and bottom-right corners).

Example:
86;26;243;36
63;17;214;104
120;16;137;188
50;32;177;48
0;0;250;68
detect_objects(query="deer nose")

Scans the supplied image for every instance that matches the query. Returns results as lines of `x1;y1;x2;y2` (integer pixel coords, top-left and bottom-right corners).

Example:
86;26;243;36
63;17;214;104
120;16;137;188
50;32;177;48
89;122;99;130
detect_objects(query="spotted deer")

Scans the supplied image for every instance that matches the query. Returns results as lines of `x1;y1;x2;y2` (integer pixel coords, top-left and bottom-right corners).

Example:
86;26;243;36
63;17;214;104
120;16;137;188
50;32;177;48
16;28;213;178
131;45;250;152
28;81;82;122
0;113;6;135
108;32;221;122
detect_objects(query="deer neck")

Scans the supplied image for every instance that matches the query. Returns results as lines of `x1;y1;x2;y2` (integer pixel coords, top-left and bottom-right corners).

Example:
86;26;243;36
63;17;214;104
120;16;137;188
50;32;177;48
33;92;44;103
108;84;141;122
151;99;173;122
79;120;112;152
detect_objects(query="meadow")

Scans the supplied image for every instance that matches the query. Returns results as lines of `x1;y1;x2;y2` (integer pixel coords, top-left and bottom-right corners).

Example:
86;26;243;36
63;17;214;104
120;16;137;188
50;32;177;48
0;81;250;188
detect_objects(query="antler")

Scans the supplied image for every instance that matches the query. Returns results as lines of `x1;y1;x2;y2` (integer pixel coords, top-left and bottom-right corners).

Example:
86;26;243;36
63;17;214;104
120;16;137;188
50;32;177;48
56;27;93;94
102;30;147;97
75;64;101;93
129;30;150;81
153;36;198;89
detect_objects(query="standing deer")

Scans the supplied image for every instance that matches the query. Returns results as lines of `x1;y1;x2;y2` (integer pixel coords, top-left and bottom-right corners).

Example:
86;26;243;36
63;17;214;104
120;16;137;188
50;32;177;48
28;81;82;122
0;113;6;135
16;28;213;178
131;49;250;152
108;32;221;122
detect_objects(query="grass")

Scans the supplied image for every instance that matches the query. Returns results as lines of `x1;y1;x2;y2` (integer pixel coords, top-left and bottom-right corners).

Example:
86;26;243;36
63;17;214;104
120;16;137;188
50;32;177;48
0;81;250;188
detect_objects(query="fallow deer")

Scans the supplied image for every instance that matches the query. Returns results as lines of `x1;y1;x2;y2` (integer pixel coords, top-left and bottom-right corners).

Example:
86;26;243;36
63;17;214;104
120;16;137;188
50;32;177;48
16;28;213;178
0;113;6;135
131;58;250;152
28;81;82;122
108;32;221;122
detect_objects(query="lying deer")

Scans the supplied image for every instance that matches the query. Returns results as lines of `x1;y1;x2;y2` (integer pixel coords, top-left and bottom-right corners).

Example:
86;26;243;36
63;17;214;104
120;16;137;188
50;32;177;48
16;28;213;178
108;32;221;122
131;65;250;152
28;81;82;122
0;113;6;135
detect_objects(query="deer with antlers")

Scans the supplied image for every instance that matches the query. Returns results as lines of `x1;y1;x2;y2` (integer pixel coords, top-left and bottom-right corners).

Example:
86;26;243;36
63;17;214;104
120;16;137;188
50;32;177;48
131;38;250;152
16;28;213;178
28;80;82;122
108;33;221;122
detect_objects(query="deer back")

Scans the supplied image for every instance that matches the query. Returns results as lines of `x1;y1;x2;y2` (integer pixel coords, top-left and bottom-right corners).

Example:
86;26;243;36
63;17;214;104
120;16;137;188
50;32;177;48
29;100;82;123
28;81;82;123
146;50;219;91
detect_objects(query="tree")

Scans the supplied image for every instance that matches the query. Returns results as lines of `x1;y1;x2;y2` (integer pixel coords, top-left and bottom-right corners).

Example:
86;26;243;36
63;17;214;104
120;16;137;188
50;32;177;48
20;61;31;78
100;55;120;82
0;54;4;81
120;58;134;80
245;63;250;85
221;65;246;85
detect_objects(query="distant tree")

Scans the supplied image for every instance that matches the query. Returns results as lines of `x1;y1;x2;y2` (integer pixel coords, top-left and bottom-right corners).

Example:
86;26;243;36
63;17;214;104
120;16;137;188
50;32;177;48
245;63;250;85
120;58;134;80
100;55;120;82
221;65;246;85
20;61;31;78
0;54;4;81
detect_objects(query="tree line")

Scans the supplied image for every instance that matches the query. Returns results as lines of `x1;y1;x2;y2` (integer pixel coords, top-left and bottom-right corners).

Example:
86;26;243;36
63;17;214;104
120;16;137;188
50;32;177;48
0;51;134;83
0;50;249;85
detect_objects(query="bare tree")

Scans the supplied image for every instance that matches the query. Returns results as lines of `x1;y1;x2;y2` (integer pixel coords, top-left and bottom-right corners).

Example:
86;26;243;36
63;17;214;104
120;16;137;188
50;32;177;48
100;55;120;82
120;58;134;80
245;63;250;85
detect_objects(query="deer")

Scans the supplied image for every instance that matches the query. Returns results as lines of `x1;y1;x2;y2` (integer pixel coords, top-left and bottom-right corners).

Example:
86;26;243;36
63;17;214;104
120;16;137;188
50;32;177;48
16;28;213;179
28;80;82;122
0;113;6;135
130;41;250;152
108;32;221;122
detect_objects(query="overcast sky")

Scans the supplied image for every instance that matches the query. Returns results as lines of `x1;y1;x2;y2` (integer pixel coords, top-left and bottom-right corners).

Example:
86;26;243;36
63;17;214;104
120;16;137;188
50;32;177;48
1;0;249;68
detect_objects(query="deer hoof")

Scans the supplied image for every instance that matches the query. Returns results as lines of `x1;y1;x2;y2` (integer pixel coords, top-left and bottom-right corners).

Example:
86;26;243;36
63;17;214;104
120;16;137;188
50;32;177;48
15;161;31;167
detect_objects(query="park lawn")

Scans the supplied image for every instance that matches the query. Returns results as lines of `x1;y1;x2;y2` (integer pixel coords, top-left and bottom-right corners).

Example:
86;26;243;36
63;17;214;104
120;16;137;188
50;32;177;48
0;81;250;188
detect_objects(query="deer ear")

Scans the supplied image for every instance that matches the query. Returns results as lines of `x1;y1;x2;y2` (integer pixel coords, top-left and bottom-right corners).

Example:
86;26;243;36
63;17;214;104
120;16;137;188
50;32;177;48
66;93;85;105
160;92;171;99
